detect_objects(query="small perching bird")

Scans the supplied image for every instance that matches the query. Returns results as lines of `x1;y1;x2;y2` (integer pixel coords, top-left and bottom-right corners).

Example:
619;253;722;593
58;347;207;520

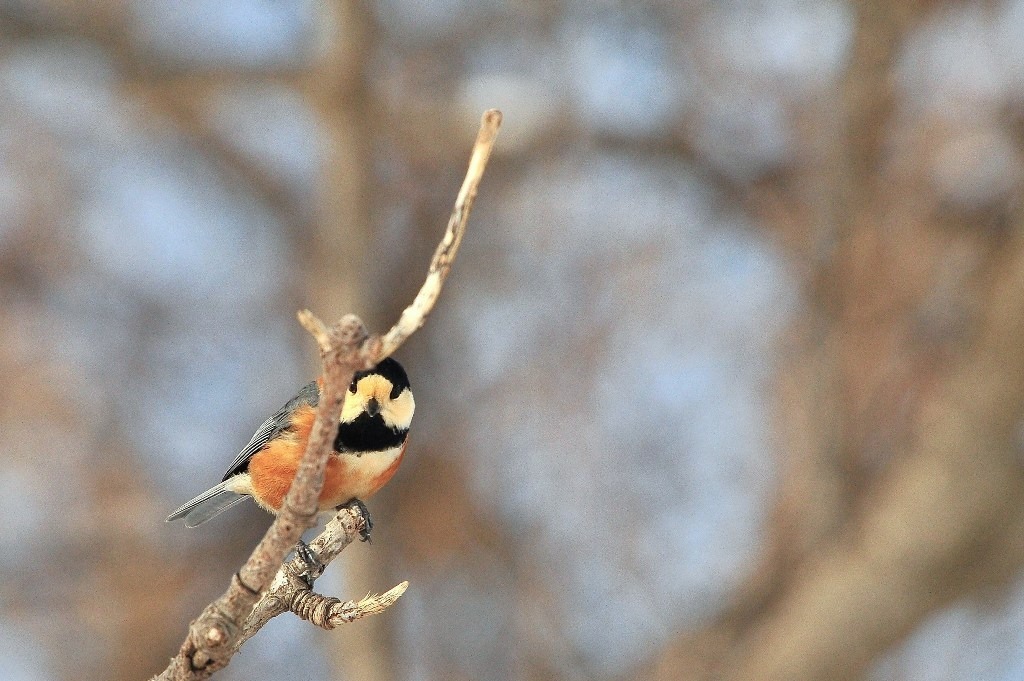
167;357;414;541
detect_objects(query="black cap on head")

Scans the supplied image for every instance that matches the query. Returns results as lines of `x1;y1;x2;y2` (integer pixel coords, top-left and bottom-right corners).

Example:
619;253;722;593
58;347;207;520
355;357;411;398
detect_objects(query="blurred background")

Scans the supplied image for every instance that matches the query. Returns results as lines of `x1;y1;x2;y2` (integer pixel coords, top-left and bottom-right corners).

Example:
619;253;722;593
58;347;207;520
2;1;1024;680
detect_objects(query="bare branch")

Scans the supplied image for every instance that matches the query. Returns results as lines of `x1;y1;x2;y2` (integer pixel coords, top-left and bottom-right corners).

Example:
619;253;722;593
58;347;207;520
153;110;501;680
291;582;410;629
297;308;333;352
155;316;371;681
377;108;503;359
238;507;405;644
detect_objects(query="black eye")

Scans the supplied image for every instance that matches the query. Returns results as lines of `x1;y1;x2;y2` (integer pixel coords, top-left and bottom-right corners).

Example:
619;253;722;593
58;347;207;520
348;381;358;394
390;383;402;399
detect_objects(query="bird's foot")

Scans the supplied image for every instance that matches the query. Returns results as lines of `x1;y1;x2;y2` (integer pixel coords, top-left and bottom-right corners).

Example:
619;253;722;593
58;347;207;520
295;539;324;589
339;498;373;543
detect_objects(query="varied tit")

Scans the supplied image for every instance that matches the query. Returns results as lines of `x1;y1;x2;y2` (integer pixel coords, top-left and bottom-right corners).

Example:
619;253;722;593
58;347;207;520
167;358;414;542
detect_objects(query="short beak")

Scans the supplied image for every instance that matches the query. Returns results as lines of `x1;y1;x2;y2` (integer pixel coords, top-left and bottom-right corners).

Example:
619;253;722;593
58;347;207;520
366;397;380;418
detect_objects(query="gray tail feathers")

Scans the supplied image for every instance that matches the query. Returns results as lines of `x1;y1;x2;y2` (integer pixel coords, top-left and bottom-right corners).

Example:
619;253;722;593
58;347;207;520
166;481;249;528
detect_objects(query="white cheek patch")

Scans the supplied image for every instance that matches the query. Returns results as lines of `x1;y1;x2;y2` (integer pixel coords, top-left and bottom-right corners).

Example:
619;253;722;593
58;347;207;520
340;392;367;423
339;378;413;430
383;389;415;430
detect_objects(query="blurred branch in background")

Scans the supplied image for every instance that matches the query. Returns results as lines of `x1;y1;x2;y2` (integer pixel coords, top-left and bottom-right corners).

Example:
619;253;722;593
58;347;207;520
654;0;1024;679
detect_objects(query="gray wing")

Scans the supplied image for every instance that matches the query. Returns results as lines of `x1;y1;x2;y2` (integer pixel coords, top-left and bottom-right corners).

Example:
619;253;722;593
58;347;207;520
166;381;320;526
220;380;320;481
218;413;284;481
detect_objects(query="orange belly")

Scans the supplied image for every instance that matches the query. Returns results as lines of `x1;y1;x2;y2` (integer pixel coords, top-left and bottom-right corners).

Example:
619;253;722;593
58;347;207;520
248;438;407;513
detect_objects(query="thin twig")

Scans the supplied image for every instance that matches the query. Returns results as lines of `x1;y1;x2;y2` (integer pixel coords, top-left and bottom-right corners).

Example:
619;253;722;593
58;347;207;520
377;108;502;359
153;109;501;681
297;309;332;351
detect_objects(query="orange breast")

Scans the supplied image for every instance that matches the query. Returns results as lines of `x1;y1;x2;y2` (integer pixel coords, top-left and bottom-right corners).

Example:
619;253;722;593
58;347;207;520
248;440;299;512
248;403;407;513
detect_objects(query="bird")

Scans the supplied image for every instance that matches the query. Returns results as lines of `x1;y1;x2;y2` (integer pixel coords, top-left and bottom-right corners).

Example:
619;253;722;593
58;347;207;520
167;357;414;544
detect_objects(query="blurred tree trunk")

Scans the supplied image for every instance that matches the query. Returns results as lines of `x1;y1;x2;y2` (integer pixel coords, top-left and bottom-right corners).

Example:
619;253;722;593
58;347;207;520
652;0;1024;679
302;3;395;680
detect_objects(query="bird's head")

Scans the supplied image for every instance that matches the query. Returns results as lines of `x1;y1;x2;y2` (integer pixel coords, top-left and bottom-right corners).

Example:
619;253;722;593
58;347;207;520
336;357;414;452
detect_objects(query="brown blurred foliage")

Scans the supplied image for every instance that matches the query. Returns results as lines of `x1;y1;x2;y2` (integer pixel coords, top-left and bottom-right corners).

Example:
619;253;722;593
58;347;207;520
2;2;1024;681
